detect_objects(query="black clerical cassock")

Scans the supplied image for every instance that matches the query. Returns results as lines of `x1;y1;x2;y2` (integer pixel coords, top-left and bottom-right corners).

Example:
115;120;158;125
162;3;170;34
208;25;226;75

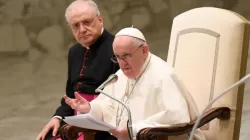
47;29;119;140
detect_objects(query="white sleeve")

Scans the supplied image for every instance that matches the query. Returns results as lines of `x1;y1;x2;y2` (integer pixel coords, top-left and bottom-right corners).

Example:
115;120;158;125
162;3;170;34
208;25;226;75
88;84;118;123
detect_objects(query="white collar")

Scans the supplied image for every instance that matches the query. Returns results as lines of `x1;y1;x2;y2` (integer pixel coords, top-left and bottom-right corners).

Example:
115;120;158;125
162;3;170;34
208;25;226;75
101;27;104;34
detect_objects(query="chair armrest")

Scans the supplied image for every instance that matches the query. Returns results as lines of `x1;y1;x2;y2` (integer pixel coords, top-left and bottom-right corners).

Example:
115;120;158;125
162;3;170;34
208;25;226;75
59;107;230;140
136;107;230;140
59;124;100;140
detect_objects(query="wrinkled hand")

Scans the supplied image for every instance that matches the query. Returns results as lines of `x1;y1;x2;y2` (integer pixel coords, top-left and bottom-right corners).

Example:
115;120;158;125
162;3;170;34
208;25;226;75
36;117;61;140
109;125;130;140
64;92;91;114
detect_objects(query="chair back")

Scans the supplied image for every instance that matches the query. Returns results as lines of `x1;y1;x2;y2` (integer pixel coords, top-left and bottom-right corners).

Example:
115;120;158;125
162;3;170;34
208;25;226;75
167;7;250;140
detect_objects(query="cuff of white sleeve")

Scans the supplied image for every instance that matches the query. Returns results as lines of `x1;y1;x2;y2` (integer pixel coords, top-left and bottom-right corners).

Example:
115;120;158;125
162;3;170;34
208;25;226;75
52;116;62;122
77;102;92;115
132;124;138;139
88;102;103;120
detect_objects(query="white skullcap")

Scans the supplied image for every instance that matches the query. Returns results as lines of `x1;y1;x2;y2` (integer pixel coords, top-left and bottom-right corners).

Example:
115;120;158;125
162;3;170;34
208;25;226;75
115;26;146;42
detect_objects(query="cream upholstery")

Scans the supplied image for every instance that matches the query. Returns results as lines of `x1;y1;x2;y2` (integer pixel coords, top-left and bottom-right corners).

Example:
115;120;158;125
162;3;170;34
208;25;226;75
167;7;250;140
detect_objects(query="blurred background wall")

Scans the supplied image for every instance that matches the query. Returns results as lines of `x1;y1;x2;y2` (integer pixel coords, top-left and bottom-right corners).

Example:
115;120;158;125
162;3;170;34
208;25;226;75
0;0;249;139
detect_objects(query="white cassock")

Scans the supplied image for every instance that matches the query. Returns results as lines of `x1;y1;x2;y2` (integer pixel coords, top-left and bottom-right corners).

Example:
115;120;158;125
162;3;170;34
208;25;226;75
89;53;205;140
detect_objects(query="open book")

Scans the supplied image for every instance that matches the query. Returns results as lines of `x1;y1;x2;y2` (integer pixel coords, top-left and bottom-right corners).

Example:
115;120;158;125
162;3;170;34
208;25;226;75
63;113;117;131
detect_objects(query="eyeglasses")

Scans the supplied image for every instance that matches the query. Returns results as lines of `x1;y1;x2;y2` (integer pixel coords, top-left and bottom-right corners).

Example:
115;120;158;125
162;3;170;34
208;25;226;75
70;15;98;31
111;44;144;63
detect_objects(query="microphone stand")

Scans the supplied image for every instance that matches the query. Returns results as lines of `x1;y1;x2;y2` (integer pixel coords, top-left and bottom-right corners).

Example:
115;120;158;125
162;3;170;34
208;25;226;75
189;74;250;140
95;88;134;140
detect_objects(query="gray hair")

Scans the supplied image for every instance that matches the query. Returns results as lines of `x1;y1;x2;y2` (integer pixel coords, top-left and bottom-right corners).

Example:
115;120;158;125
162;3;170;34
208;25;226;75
130;37;147;47
65;0;100;22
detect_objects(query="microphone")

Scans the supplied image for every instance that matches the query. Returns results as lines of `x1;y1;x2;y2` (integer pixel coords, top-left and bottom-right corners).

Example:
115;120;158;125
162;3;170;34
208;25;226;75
189;73;250;140
95;74;134;140
97;74;118;90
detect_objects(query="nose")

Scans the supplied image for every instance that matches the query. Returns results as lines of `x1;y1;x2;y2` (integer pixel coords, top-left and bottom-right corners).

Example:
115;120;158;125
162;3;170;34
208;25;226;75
79;24;87;33
118;59;128;67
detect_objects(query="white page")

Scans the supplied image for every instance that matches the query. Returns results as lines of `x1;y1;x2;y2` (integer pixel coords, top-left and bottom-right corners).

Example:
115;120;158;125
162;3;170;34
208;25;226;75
63;113;117;132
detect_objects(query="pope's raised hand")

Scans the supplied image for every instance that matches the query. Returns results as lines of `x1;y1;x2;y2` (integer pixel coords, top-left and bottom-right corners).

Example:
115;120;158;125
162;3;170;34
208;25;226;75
64;92;91;114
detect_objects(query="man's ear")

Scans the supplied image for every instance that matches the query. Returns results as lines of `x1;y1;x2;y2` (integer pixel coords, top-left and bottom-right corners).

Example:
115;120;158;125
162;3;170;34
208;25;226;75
142;45;149;54
97;15;103;23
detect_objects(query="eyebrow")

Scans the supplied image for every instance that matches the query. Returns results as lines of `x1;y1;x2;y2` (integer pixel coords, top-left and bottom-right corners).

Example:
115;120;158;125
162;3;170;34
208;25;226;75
70;14;96;23
114;53;130;56
71;18;91;24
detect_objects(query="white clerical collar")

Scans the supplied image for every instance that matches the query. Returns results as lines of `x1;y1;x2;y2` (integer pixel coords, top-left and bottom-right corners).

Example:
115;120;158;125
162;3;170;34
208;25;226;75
101;27;104;34
130;52;151;81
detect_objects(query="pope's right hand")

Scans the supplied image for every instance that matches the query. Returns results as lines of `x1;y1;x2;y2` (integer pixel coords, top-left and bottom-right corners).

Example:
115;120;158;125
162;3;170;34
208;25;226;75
64;92;91;114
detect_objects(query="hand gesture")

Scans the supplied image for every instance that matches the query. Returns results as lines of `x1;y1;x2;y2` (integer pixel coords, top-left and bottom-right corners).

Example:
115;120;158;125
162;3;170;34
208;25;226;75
64;92;91;114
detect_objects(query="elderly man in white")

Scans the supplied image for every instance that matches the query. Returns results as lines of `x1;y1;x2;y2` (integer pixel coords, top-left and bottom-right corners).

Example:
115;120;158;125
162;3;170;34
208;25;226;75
64;27;204;140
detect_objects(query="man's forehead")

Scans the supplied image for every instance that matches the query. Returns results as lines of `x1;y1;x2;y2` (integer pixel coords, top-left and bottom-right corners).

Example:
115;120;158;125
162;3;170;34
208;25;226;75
69;3;94;15
114;36;132;43
113;36;135;48
67;2;95;21
67;7;95;22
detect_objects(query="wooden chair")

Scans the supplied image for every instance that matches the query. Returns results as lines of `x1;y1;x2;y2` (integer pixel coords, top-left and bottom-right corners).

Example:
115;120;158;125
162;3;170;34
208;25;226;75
59;7;250;140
